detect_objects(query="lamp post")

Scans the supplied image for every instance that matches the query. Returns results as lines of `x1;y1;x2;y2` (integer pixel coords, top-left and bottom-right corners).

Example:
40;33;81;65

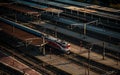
42;36;46;56
116;53;119;65
50;48;52;59
54;26;57;38
84;6;86;17
102;42;105;60
84;23;87;36
88;44;94;75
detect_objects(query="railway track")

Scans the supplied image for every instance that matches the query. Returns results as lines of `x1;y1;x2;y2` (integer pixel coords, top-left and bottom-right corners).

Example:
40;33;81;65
0;14;119;65
1;4;119;46
0;17;106;74
20;0;120;31
0;43;71;75
0;3;118;59
21;0;120;23
0;16;119;73
49;0;120;15
60;12;120;31
0;30;119;75
0;45;54;75
10;20;119;74
2;19;100;75
5;0;118;44
41;14;120;41
10;0;119;32
0;2;120;74
61;52;119;74
23;23;120;73
0;22;71;75
0;37;107;75
0;31;99;75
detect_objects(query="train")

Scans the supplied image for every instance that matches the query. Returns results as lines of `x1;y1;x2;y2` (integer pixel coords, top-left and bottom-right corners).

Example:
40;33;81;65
0;17;71;54
45;35;71;54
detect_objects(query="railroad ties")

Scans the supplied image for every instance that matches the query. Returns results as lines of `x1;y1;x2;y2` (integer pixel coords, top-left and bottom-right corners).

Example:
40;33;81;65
0;48;41;75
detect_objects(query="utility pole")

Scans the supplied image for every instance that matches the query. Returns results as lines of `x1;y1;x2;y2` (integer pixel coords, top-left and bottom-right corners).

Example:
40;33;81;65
80;41;82;53
42;36;46;56
84;6;86;17
88;44;93;75
50;48;52;59
15;13;17;22
12;25;15;33
103;42;105;60
84;23;87;36
116;53;119;65
54;26;57;38
88;47;90;75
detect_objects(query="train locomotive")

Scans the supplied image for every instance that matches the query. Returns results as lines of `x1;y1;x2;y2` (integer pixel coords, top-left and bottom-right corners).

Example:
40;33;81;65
45;35;71;54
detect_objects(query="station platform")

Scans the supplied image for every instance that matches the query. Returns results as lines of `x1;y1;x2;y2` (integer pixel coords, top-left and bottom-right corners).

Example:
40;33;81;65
0;21;46;47
70;43;120;70
26;49;98;75
54;0;120;14
0;51;41;75
27;0;120;21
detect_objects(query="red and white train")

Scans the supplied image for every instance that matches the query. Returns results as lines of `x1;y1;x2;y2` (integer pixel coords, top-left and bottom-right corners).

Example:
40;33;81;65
45;35;71;54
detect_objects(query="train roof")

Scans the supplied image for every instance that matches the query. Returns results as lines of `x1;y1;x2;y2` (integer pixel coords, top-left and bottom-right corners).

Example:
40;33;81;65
46;35;68;45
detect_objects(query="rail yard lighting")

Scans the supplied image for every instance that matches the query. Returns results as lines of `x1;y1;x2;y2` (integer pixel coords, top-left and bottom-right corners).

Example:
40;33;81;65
88;44;94;75
54;26;57;38
42;36;46;56
12;25;15;33
116;53;119;65
84;6;87;17
102;42;105;60
14;13;17;22
50;48;52;59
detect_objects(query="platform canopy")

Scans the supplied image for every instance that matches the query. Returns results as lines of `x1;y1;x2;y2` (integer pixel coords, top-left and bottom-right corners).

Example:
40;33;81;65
3;4;40;17
42;8;63;14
